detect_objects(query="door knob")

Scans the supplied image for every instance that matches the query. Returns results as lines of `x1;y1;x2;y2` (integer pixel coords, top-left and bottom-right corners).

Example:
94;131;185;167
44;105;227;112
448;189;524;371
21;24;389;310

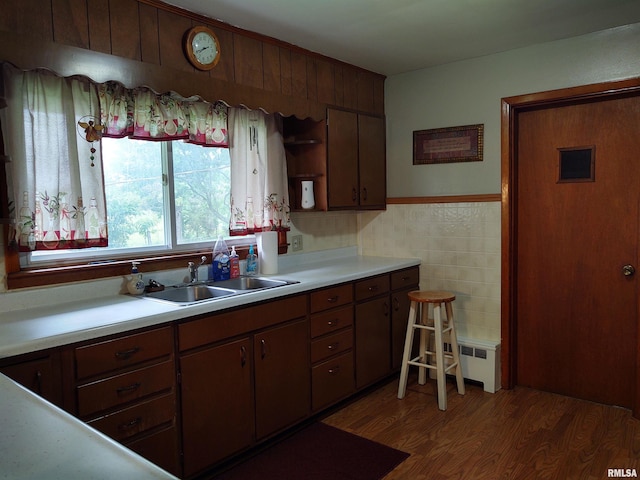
622;264;636;276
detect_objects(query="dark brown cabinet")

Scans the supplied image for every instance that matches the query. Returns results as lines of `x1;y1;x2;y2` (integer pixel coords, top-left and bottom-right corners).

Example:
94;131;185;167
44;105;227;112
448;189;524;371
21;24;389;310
71;326;180;477
354;275;391;389
309;283;355;411
177;294;309;476
180;337;253;477
327;108;386;210
255;319;310;439
390;267;421;370
0;351;62;407
1;265;417;479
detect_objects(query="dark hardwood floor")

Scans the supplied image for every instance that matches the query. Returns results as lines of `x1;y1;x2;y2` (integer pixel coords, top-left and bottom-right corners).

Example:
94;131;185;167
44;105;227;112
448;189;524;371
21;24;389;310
322;374;640;479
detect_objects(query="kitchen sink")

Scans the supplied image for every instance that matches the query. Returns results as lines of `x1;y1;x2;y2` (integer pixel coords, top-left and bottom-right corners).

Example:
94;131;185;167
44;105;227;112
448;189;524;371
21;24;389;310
141;277;298;305
214;277;290;291
144;284;236;305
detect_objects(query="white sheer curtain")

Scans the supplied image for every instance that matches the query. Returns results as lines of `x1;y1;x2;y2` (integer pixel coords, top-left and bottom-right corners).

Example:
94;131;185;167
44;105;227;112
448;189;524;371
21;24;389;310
1;64;108;251
228;108;290;235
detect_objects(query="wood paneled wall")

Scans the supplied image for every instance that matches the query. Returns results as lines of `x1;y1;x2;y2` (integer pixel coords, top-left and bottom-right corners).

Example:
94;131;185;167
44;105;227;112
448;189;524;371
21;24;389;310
0;0;385;120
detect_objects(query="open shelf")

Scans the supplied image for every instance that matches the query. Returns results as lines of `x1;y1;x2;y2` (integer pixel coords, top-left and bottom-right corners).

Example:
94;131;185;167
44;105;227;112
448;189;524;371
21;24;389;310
283;116;327;212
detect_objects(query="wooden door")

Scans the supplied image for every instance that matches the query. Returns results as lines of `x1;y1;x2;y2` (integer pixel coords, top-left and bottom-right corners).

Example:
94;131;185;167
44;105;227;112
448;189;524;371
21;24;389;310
516;96;640;407
327;108;358;208
254;319;310;440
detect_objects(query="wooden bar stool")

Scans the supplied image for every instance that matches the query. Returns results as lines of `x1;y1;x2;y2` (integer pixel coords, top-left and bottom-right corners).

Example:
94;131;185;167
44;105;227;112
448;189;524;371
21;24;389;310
397;290;465;410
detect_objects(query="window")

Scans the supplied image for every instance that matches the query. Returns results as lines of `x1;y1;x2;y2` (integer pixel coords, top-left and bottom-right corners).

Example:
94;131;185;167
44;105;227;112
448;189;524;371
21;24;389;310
22;137;232;266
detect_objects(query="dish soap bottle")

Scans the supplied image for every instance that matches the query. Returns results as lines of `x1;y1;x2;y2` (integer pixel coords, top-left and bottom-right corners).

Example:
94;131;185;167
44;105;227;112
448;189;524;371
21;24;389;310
246;244;258;276
127;261;145;295
229;246;240;279
212;236;231;281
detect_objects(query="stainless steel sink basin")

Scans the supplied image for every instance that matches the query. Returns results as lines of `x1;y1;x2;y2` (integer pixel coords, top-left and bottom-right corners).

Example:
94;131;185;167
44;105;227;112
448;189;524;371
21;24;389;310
141;276;298;305
214;277;290;291
144;284;236;305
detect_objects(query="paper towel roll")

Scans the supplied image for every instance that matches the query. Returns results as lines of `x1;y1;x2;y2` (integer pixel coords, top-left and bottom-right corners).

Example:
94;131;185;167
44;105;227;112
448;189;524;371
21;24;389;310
257;231;278;274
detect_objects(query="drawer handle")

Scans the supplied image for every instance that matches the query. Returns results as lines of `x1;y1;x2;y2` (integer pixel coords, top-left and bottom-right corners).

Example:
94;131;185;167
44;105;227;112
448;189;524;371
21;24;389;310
116;382;141;394
260;339;267;360
327;295;339;303
401;276;411;282
328;365;341;375
118;417;142;431
393;297;400;311
368;285;379;292
384;301;389;317
327;319;340;327
327;342;340;351
115;347;141;360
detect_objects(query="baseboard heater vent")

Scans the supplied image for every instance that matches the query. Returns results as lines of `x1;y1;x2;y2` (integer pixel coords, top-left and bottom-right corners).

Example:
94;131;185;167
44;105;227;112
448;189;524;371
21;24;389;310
438;336;501;393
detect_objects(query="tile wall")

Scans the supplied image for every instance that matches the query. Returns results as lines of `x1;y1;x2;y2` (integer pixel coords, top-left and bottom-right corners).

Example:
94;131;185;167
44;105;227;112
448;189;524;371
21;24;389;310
358;202;501;342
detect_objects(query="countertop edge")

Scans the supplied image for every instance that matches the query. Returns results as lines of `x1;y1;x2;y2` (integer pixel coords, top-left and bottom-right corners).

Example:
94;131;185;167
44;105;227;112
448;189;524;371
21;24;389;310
0;255;421;359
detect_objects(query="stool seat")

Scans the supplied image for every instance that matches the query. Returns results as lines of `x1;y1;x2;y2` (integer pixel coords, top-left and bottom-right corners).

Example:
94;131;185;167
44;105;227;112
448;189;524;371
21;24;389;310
408;290;455;303
398;290;465;410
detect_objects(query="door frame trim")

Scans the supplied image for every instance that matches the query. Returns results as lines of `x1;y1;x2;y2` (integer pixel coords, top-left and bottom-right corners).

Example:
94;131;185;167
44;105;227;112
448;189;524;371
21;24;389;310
501;76;640;415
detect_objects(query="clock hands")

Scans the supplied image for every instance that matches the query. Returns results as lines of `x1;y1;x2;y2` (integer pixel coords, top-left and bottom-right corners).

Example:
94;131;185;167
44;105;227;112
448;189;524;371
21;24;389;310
196;46;210;54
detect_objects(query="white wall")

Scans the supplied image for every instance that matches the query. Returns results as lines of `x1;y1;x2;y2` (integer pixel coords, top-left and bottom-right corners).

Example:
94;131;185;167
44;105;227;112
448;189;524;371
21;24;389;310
359;23;640;344
385;23;640;196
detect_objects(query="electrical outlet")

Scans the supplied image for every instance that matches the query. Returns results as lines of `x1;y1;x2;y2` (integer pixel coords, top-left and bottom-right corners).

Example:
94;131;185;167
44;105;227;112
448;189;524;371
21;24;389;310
292;235;303;252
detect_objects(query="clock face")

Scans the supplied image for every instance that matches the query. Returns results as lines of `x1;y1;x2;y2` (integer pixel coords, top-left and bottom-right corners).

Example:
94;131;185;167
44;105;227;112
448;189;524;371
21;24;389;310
192;32;218;65
184;26;221;70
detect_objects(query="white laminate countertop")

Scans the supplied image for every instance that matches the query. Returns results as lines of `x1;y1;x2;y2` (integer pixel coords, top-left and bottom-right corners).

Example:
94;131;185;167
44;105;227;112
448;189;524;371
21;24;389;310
0;374;178;480
0;249;420;358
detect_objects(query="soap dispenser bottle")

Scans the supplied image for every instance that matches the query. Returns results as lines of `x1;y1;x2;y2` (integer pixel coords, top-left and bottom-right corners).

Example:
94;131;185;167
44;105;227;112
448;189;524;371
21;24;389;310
229;246;240;279
127;261;145;295
246;245;258;276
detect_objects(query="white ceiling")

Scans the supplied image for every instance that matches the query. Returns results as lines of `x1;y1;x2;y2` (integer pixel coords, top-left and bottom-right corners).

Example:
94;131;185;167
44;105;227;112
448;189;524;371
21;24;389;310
166;0;640;76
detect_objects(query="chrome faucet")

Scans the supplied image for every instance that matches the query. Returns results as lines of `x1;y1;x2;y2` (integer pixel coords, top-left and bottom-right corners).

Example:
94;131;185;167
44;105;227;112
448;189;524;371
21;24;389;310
188;256;207;283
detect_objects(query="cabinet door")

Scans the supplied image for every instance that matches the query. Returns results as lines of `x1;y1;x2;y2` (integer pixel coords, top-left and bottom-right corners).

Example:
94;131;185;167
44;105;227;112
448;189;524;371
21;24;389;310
358;114;386;208
0;354;61;406
180;337;253;477
391;288;414;370
327;108;358;209
254;319;310;439
355;296;391;389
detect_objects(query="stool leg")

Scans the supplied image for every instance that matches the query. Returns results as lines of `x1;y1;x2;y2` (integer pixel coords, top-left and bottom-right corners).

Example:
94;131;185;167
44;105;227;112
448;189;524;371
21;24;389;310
446;301;465;396
418;302;428;385
398;300;418;399
434;302;447;411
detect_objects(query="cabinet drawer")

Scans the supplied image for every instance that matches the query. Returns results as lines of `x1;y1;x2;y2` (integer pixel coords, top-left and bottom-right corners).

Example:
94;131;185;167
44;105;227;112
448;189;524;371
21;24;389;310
77;361;174;417
87;392;175;442
310;305;353;338
312;352;354;411
179;294;307;351
310;284;353;313
311;328;353;364
355;275;390;301
126;425;180;477
391;267;420;290
75;327;173;380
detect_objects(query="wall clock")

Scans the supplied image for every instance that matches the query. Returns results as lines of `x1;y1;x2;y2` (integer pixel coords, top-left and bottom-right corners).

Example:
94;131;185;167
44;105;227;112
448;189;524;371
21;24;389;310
184;26;221;71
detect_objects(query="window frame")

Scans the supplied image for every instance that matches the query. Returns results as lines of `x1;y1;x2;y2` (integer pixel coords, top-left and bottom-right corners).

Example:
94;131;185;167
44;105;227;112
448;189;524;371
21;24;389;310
4;138;254;290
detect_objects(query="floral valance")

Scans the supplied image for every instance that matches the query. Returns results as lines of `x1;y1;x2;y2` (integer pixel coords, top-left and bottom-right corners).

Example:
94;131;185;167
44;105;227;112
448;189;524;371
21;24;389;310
98;82;228;147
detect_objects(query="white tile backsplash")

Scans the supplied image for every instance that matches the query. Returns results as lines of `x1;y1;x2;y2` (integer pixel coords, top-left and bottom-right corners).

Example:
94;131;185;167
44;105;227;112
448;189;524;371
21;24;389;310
358;202;501;342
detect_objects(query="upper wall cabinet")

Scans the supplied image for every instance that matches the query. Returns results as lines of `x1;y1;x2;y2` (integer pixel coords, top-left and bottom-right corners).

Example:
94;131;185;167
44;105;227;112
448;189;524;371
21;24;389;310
284;109;386;212
327;108;386;210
